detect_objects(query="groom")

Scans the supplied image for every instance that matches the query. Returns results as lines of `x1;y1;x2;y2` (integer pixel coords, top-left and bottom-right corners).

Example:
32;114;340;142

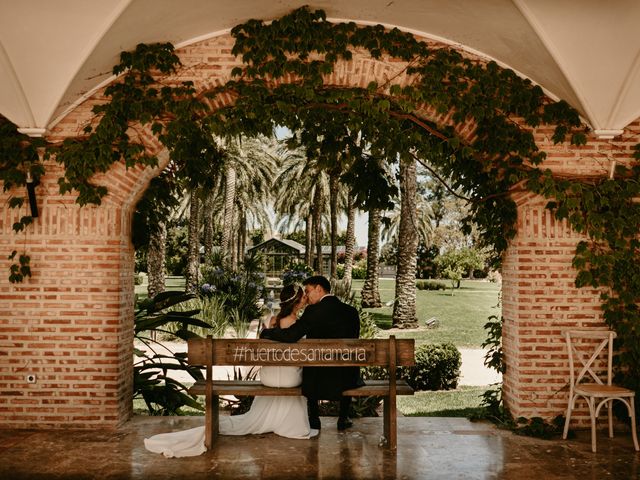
260;275;361;431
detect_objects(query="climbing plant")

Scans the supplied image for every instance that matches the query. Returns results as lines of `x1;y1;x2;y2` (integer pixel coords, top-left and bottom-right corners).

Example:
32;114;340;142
0;118;45;282
1;6;639;405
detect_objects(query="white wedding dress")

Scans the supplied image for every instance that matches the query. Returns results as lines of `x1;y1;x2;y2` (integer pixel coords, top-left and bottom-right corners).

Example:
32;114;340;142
144;366;318;458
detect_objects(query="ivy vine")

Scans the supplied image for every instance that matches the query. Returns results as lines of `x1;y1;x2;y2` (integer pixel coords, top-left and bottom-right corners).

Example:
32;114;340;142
1;6;639;407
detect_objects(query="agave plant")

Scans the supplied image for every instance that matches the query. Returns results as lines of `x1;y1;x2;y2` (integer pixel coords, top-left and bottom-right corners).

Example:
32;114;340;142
133;291;213;415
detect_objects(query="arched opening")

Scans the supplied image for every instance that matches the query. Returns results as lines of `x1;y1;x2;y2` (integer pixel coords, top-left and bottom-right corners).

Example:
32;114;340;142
0;9;627;430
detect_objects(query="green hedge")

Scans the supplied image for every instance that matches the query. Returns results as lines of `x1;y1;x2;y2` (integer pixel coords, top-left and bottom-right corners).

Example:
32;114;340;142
400;342;461;391
416;280;447;291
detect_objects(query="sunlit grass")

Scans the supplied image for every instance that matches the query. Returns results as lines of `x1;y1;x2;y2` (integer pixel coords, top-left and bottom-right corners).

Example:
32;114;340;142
135;275;186;300
351;279;501;348
398;386;486;417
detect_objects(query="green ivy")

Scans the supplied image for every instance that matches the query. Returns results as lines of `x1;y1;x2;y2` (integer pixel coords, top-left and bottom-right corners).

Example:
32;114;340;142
1;7;639;411
0;117;44;282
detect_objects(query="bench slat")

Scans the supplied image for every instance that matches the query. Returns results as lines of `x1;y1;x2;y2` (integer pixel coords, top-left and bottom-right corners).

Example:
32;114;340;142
189;379;414;397
187;338;415;367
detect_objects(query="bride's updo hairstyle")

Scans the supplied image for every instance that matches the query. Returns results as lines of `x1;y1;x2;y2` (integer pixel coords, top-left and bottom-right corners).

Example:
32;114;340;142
274;284;304;327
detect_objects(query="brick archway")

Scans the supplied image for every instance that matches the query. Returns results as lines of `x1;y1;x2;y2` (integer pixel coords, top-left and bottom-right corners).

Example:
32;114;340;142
1;31;638;428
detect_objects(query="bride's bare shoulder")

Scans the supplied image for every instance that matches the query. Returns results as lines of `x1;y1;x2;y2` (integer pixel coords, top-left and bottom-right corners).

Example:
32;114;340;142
267;316;277;328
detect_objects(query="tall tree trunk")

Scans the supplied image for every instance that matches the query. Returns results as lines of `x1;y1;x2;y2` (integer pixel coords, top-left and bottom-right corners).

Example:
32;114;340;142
342;194;356;291
230;208;238;271
329;173;339;280
147;220;166;298
238;206;246;267
361;208;382;307
313;186;324;275
392;157;419;328
305;214;313;268
185;192;201;294
221;165;236;269
203;193;214;263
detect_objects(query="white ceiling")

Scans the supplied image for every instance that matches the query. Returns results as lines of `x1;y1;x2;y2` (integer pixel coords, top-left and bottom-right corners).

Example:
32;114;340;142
1;0;639;139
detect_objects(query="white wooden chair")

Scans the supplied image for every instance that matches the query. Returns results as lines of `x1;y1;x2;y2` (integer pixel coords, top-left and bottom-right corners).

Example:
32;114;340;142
562;330;639;453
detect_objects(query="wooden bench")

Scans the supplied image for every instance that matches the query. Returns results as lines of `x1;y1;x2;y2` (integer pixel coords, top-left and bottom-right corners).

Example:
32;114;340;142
187;335;415;450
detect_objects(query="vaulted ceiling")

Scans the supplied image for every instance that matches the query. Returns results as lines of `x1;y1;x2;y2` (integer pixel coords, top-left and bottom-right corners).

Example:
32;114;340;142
1;0;639;139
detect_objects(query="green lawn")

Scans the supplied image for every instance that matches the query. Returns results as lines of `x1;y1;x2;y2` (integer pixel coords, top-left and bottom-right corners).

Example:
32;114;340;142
397;386;486;417
135;275;186;300
352;278;501;348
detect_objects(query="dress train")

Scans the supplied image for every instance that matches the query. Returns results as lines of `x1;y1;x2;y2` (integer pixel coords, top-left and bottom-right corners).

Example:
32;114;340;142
144;366;318;458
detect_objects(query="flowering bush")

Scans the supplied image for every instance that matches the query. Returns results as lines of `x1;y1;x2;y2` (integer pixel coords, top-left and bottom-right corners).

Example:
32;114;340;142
200;265;265;323
282;261;313;286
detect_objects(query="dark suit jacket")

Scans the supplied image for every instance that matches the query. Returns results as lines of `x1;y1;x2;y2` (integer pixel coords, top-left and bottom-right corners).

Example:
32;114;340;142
260;295;361;400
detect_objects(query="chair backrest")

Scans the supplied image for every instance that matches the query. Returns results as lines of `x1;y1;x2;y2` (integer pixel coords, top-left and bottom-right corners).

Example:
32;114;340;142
564;330;616;388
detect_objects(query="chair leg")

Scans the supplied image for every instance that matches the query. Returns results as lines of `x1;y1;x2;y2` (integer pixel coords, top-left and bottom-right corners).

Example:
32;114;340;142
563;395;575;440
630;397;639;452
608;399;614;438
588;397;597;453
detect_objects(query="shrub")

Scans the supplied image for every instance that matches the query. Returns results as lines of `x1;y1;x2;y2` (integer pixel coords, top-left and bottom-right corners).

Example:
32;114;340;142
133;292;211;415
399;342;461;391
168;295;229;338
416;280;447;291
199;265;265;323
351;258;367;279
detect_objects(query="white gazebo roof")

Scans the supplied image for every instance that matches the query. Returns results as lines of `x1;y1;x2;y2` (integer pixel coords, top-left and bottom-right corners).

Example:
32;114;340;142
1;1;639;139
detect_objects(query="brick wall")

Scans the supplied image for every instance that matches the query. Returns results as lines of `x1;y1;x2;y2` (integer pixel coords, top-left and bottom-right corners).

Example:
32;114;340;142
501;122;640;421
1;31;638;429
0;160;137;427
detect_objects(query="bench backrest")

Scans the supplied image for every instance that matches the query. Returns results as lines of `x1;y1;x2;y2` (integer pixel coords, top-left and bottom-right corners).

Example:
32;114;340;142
188;337;415;367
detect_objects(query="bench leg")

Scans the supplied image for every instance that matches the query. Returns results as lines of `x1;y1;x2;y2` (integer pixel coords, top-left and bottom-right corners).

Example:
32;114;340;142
204;394;219;450
383;395;397;450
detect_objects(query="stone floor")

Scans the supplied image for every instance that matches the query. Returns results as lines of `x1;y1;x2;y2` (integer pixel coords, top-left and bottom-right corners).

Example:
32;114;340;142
0;416;638;479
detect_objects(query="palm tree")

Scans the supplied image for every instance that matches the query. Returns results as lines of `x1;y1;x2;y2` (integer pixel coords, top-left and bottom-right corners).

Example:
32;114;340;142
381;194;434;248
342;193;357;290
273;144;330;271
221;162;236;268
202;191;220;260
184;189;201;293
391;156;422;328
350;152;395;309
361;207;382;308
217;134;279;269
147;221;166;298
230;137;277;259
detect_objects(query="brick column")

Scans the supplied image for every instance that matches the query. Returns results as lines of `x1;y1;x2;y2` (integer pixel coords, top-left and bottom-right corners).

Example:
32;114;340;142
0;161;140;427
501;199;603;421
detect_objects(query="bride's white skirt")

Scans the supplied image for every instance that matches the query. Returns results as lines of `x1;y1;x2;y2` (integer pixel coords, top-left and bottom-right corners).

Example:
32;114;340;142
144;366;318;458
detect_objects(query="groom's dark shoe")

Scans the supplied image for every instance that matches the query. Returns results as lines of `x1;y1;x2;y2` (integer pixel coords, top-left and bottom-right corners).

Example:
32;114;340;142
309;418;321;430
337;418;353;431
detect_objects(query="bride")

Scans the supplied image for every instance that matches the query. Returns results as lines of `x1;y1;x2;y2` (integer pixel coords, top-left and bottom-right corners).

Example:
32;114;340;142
144;284;318;458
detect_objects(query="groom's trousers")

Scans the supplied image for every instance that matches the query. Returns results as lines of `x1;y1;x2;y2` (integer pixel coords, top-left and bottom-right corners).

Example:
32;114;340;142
307;396;351;424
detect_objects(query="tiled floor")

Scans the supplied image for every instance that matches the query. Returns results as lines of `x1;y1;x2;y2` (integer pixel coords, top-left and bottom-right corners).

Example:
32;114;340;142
0;416;638;479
